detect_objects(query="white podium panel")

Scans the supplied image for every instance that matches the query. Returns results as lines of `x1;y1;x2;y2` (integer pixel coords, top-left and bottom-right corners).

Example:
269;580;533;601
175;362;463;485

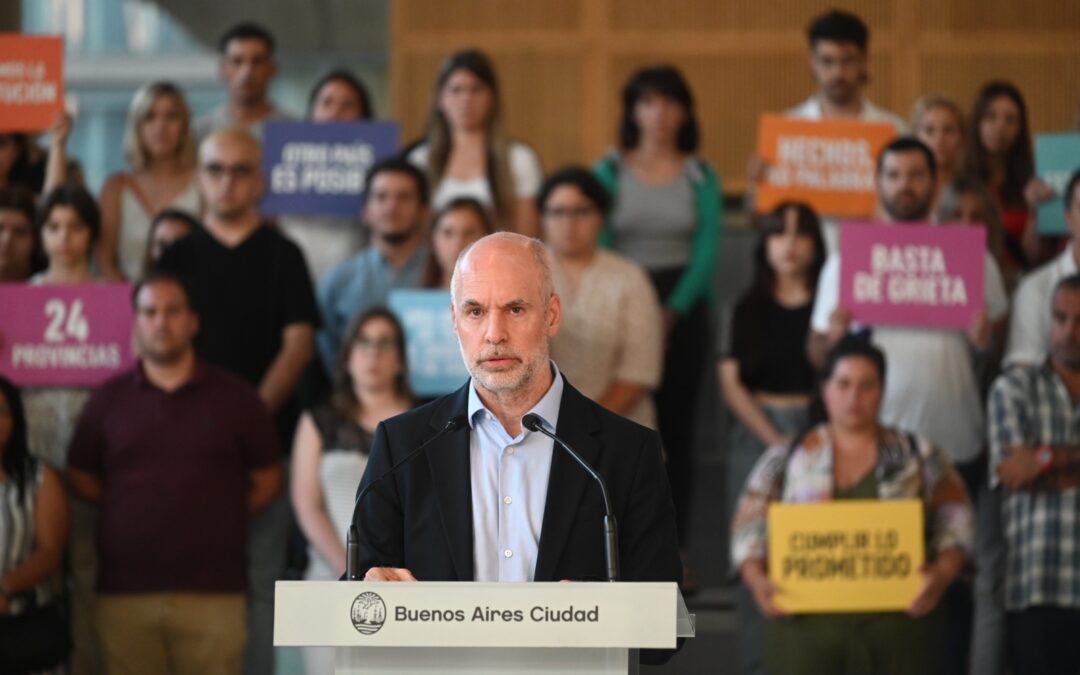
274;581;692;675
335;646;631;675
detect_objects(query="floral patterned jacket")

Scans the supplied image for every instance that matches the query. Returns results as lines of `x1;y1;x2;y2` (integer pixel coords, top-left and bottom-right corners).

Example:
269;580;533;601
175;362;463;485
730;423;974;569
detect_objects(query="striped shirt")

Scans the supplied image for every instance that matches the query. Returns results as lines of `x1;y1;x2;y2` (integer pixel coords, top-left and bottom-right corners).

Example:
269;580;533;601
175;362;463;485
0;459;54;615
988;362;1080;610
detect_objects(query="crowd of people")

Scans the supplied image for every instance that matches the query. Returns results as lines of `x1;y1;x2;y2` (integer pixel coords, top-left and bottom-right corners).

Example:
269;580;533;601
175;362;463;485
0;8;1078;675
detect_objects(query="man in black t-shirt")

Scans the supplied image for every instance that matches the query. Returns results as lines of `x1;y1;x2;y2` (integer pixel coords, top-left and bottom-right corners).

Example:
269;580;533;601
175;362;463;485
158;128;319;675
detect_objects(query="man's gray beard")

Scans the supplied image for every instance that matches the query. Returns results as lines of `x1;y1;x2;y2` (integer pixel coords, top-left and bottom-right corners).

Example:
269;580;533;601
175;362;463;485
459;343;544;398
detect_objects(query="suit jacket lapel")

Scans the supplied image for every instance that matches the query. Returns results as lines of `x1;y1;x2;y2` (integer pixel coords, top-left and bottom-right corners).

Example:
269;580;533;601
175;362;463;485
426;384;475;581
534;383;601;582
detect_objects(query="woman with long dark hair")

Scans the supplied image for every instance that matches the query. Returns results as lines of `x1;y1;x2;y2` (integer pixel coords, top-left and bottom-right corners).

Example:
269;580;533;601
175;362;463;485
962;81;1050;269
407;49;543;236
0;376;70;674
23;184;103;674
290;308;412;673
594;65;723;567
719;202;826;675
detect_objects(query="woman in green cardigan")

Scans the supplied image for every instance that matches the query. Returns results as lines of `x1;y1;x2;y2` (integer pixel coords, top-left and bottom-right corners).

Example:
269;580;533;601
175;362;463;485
594;65;723;583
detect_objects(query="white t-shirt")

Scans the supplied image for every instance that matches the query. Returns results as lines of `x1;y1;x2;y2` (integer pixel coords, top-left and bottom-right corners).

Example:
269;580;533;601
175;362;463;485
407;141;543;211
787;95;909;132
1004;245;1078;368
810;248;1009;464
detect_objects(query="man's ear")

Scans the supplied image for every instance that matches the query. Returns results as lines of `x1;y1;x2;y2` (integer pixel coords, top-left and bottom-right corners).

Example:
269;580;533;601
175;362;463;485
547;293;561;337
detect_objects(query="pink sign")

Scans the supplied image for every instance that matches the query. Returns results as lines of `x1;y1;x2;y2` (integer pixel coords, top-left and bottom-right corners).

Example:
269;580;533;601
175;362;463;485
0;283;136;387
839;223;986;329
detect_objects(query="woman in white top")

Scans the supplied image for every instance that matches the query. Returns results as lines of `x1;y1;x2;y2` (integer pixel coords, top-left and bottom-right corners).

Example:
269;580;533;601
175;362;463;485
279;70;376;282
291;308;412;674
99;81;199;280
23;185;103;674
407;49;543;237
542;167;664;429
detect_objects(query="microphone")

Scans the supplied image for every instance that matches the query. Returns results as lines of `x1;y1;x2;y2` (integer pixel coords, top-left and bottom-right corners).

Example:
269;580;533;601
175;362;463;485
345;414;469;580
521;413;620;582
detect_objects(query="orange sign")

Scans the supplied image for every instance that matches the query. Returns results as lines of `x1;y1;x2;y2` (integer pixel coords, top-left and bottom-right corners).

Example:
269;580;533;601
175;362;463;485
755;115;897;218
0;34;64;132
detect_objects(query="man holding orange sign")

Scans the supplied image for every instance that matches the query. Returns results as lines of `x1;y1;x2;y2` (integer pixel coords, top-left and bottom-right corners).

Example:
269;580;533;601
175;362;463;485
748;10;905;252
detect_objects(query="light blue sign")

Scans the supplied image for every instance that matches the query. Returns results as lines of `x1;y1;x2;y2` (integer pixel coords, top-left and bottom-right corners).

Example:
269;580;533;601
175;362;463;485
261;120;399;217
388;289;469;397
1035;133;1080;235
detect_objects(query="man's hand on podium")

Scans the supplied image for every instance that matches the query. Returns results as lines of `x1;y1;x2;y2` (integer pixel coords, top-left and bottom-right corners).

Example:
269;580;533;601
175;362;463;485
364;567;418;582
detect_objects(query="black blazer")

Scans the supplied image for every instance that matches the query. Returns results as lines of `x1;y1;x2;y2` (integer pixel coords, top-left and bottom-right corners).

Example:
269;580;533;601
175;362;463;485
353;379;682;586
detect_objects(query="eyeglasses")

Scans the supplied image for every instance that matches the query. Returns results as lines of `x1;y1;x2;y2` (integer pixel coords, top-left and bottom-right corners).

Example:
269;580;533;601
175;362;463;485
353;337;398;353
200;162;257;179
543;206;596;221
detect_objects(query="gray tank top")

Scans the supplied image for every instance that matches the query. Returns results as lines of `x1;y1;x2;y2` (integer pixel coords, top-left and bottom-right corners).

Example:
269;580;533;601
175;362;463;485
610;166;697;270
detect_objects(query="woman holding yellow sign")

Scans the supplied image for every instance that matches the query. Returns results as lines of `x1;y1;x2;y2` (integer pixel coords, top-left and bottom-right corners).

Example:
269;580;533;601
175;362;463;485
731;336;974;675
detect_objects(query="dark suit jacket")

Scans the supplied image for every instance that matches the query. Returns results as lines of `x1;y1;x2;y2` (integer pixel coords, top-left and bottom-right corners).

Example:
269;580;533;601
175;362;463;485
353;378;682;585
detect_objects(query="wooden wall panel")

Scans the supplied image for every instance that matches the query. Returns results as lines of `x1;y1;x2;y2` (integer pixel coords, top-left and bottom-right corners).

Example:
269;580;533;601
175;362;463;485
400;0;581;32
920;53;1080;132
610;0;893;32
392;0;1080;195
920;0;1080;31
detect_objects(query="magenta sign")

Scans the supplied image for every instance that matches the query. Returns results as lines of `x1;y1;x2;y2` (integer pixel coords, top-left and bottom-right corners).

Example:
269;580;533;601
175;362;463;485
0;283;135;386
839;223;986;329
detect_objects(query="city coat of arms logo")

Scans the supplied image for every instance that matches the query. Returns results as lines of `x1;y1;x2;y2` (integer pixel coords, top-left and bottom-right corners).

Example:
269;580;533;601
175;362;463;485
350;592;387;635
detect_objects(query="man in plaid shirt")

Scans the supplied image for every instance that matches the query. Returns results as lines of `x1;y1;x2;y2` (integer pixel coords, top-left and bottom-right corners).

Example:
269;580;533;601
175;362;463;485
988;273;1080;675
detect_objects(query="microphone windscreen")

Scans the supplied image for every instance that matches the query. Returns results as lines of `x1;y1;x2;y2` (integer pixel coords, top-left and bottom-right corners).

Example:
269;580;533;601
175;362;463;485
521;413;544;432
446;414;469;431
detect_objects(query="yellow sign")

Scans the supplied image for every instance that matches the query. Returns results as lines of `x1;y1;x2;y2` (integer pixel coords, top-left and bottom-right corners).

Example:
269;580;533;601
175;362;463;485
767;499;924;613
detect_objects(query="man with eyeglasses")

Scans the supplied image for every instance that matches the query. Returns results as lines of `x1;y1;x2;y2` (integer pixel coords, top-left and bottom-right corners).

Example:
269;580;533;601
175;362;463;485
195;21;295;142
316;157;431;374
157;127;319;675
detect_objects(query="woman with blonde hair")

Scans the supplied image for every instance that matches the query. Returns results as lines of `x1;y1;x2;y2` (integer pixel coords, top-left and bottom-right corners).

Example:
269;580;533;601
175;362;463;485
911;95;966;202
99;81;200;279
406;49;543;236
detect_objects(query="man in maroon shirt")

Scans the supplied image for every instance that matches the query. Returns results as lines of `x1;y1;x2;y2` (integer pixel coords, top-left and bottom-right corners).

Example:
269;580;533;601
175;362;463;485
67;272;282;675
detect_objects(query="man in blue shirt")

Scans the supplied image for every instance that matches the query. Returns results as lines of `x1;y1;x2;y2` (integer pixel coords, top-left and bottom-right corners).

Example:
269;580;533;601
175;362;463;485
353;233;681;619
316;158;430;372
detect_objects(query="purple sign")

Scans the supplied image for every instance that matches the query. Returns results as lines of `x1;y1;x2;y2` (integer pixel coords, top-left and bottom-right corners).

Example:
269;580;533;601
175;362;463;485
839;223;986;329
261;120;399;217
0;283;136;386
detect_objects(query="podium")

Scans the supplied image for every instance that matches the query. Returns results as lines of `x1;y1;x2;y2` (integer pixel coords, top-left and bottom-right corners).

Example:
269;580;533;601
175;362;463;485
274;581;695;674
